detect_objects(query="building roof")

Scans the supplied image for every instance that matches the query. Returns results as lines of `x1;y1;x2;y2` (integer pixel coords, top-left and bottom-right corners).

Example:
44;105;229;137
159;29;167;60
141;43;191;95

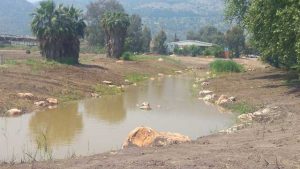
169;40;214;47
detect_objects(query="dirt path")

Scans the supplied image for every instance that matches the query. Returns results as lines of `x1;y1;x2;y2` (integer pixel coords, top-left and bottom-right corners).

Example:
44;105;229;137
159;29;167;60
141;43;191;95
1;56;300;169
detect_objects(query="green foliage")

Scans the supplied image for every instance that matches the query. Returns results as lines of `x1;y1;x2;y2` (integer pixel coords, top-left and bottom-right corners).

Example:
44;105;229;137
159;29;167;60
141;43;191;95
85;0;124;47
187;25;225;45
174;45;204;57
141;26;152;53
152;30;167;54
225;102;256;114
203;46;224;57
93;84;123;95
225;26;245;57
210;60;244;73
125;14;143;53
101;12;130;58
121;52;133;61
31;0;86;63
125;73;148;83
225;0;300;70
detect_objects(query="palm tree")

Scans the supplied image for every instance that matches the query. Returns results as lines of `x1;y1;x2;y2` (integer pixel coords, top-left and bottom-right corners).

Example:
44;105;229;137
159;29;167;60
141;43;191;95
31;0;86;64
101;12;130;58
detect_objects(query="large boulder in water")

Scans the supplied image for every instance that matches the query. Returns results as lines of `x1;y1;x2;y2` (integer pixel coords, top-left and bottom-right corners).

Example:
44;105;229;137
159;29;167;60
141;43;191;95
122;127;191;148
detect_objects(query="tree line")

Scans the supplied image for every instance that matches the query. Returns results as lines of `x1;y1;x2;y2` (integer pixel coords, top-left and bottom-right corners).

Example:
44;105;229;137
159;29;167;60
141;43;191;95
225;0;300;70
31;0;168;63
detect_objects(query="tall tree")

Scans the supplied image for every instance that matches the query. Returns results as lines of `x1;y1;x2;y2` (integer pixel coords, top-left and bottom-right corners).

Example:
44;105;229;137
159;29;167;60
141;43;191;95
86;0;124;47
31;0;86;63
225;26;245;57
141;26;152;53
187;26;225;45
125;14;143;53
226;0;300;68
101;12;130;58
152;30;167;54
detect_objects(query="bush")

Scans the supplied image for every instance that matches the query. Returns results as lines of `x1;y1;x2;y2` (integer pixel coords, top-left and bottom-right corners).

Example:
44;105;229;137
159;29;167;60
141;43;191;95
204;46;224;58
210;60;244;73
174;45;203;57
121;52;133;61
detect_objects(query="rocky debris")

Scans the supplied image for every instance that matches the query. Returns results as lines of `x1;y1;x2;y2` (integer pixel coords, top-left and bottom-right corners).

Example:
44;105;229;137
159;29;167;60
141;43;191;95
124;79;130;83
116;60;124;63
34;101;47;107
139;102;152;110
122;127;191;148
216;95;236;105
238;113;255;123
150;77;155;81
91;93;100;98
47;98;58;105
158;58;164;62
201;82;210;86
219;123;251;134
158;73;164;77
17;93;34;100
103;81;113;85
202;94;216;102
6;109;23;116
195;78;206;83
199;90;213;96
48;105;57;109
175;70;183;74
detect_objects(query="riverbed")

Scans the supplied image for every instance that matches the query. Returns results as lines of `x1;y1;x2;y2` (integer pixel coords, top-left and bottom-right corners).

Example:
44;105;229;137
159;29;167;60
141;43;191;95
0;75;234;162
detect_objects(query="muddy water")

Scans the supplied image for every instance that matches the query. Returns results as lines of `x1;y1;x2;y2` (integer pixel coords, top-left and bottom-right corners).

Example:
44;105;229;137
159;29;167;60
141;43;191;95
0;75;234;162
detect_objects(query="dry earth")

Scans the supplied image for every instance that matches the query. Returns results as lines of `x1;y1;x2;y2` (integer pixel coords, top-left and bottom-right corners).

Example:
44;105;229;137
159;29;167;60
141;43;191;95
0;52;300;169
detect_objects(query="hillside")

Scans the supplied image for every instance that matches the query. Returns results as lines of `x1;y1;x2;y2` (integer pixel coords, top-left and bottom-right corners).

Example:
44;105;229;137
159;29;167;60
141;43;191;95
0;0;226;39
0;0;34;35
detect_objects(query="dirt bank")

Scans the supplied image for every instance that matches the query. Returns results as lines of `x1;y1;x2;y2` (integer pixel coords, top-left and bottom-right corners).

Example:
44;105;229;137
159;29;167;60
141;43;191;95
0;50;184;115
1;55;300;169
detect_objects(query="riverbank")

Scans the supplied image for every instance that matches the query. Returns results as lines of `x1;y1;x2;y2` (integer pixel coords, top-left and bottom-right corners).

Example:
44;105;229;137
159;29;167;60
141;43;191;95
1;55;300;169
0;50;184;116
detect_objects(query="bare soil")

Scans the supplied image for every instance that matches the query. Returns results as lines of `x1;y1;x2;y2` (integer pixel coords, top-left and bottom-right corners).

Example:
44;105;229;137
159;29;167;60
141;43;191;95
1;54;300;169
0;50;183;115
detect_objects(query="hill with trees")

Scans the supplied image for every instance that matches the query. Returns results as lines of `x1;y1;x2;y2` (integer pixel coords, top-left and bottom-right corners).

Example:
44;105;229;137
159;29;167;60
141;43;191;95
0;0;226;39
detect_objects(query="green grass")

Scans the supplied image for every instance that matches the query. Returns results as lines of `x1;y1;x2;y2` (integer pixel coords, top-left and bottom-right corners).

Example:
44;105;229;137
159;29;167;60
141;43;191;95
125;73;149;83
4;59;19;65
25;58;62;73
57;89;83;102
225;102;257;114
0;44;39;51
93;84;123;95
210;60;244;73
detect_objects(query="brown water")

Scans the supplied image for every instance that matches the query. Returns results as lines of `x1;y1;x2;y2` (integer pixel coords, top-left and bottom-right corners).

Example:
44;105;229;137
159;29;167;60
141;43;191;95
0;75;234;162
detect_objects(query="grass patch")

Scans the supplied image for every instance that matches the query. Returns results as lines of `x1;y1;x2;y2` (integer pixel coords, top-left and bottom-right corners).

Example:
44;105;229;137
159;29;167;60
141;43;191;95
225;102;257;114
125;73;149;83
80;45;105;54
57;90;83;102
121;53;156;61
210;60;244;73
93;84;123;95
4;59;19;65
25;58;62;73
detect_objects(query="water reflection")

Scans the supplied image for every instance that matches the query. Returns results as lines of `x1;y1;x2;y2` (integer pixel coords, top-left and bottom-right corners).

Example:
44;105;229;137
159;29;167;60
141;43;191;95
29;104;83;147
83;95;127;124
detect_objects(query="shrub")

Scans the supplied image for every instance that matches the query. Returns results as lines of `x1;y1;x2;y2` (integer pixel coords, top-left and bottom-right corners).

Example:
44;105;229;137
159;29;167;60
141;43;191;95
121;52;133;61
210;60;244;73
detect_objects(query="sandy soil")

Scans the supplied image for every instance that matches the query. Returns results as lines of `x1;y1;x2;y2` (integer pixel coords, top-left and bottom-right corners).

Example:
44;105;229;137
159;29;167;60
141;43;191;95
0;50;183;115
1;54;300;169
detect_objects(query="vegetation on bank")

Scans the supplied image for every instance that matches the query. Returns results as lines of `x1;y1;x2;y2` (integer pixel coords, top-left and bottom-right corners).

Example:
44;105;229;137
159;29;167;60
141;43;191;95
209;60;244;73
225;102;257;115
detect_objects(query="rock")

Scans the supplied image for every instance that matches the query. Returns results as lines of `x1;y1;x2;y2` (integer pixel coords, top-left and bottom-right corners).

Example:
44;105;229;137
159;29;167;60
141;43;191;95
175;70;183;74
91;93;100;98
139;102;152;110
47;98;58;105
6;109;22;116
17;93;34;100
150;77;155;81
229;96;236;102
238;113;254;123
199;90;213;96
201;82;210;86
103;81;112;85
158;58;164;62
34;101;47;107
202;94;216;102
124;79;130;83
158;73;164;77
48;105;57;109
116;60;124;63
192;84;198;88
122;127;191;148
